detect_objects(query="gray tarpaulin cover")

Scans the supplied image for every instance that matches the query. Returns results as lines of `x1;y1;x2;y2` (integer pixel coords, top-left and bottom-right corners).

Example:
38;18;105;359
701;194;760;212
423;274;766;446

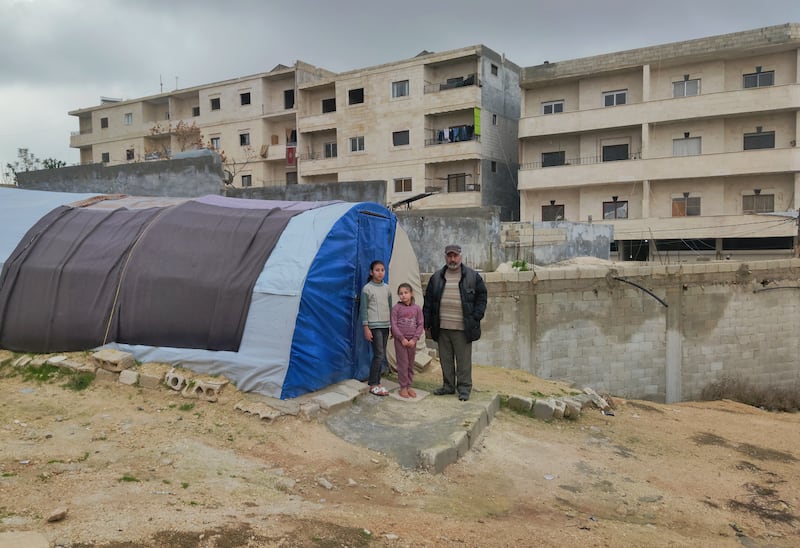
0;199;299;353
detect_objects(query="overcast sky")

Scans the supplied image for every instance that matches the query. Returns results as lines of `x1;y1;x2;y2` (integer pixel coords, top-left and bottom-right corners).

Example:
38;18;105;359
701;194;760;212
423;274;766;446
1;0;799;174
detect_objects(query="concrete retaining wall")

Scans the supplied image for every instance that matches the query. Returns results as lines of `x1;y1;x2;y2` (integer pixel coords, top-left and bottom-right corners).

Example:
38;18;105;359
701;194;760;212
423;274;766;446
17;155;224;197
451;259;800;403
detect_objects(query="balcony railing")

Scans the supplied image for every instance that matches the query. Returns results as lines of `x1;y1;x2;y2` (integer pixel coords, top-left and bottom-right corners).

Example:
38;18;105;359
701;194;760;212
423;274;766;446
296;151;337;161
521;152;642;170
424;179;481;193
424;73;479;94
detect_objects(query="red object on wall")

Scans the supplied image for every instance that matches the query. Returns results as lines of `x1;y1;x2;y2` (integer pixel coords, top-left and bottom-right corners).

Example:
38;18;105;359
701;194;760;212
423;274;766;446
286;146;296;166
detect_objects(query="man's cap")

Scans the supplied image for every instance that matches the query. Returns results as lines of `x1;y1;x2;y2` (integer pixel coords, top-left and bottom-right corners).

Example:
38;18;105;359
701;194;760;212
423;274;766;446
445;244;462;255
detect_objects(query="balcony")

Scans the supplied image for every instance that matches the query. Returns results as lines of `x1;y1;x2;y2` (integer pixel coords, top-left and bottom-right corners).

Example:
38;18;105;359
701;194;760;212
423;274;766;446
604;214;795;241
519;83;800;138
69;130;94;148
518;147;800;190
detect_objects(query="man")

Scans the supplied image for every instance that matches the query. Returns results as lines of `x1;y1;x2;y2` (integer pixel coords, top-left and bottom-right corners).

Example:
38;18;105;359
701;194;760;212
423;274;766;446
423;244;487;401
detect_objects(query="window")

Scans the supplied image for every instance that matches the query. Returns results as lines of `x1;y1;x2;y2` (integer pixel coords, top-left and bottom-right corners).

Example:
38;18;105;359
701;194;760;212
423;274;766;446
322;98;336;113
447;173;466;192
392;80;409;98
394;178;412;192
239;133;250;146
286;171;298;184
240;92;251;106
542;204;565;221
744;131;775;150
241;174;252;187
672;196;701;216
210;97;221;110
101;152;110;163
124;113;132;125
348;88;364;105
492;114;497;125
541;151;565;167
349;136;365;152
126;148;134;161
324;142;337;158
284;89;295;109
192;106;200;117
603;200;628;219
743;70;774;88
542;100;564;115
491;64;498;76
491;161;497;173
673;79;700;97
210;137;220;149
743;193;774;214
602;144;629;162
603;89;627;107
100;117;108;129
392;130;410;146
673;137;701;156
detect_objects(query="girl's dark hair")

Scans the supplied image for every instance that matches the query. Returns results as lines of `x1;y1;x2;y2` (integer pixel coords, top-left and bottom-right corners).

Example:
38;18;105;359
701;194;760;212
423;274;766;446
397;282;415;303
368;260;385;281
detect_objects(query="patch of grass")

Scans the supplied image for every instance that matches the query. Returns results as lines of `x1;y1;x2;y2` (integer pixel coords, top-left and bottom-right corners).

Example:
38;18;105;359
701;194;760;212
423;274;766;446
178;403;195;412
181;482;189;489
22;363;60;382
700;374;800;412
1;472;17;477
62;371;94;391
77;451;89;462
119;474;140;482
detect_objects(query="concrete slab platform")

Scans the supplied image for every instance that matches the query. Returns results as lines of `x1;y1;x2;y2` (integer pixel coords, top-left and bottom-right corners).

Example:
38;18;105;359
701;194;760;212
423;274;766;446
325;390;498;472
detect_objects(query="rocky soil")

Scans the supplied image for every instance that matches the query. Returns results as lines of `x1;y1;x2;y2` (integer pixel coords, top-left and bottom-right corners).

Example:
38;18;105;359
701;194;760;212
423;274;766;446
1;349;799;547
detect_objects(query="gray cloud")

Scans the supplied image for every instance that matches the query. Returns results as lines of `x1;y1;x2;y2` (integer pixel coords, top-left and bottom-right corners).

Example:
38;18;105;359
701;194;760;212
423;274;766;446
1;0;798;169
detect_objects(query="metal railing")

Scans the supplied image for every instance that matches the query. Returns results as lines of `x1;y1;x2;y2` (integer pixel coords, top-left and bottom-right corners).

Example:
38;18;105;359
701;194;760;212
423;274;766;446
520;152;641;170
424;73;479;94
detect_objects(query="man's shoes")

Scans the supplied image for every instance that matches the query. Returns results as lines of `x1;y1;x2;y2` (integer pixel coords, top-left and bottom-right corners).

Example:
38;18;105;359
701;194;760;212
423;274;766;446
458;393;470;401
433;387;455;396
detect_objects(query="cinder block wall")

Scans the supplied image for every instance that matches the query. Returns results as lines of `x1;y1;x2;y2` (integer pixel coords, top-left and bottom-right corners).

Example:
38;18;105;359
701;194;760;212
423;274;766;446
428;259;800;402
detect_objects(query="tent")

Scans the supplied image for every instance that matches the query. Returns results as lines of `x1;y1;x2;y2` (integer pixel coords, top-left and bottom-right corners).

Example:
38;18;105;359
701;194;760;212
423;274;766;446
0;187;423;399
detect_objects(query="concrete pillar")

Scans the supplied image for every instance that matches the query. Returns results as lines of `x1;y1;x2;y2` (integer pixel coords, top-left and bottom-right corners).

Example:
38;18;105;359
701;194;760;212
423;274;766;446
794;172;800;210
642;64;650;102
641;123;650;159
715;238;723;260
642;179;651;218
665;286;682;403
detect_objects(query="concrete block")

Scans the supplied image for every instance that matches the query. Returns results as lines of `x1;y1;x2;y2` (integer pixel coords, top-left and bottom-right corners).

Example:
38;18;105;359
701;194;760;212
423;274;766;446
449;430;469;458
486;394;501;420
118;369;139;386
138;363;170;389
299;402;321;421
182;379;227;402
466;409;489;448
417;443;457;474
94;368;118;383
552;399;566;419
507;395;533;413
91;348;135;372
533;399;556;421
329;382;363;400
311;391;353;411
165;368;187;391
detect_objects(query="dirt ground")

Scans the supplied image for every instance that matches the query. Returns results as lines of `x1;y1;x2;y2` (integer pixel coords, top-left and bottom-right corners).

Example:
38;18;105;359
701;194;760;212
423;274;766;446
1;350;799;547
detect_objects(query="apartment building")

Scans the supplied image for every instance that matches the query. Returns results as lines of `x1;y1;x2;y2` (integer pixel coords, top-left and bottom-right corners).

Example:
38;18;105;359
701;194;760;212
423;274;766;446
295;45;520;220
69;46;520;220
69;61;334;188
518;23;800;261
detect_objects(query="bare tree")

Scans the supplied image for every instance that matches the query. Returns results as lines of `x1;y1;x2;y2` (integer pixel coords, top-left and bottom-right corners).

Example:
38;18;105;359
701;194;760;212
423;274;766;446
4;148;66;184
146;121;205;159
217;145;258;185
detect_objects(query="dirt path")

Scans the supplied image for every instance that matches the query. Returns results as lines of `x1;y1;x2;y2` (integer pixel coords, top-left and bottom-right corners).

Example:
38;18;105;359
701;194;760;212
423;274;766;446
1;353;799;547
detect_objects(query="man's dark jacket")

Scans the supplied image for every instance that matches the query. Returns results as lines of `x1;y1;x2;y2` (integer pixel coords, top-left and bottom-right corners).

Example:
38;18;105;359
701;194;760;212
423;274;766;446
423;264;488;343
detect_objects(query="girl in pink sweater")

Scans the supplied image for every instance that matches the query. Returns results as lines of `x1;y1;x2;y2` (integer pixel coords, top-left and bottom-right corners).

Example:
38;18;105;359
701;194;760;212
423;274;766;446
390;283;424;398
